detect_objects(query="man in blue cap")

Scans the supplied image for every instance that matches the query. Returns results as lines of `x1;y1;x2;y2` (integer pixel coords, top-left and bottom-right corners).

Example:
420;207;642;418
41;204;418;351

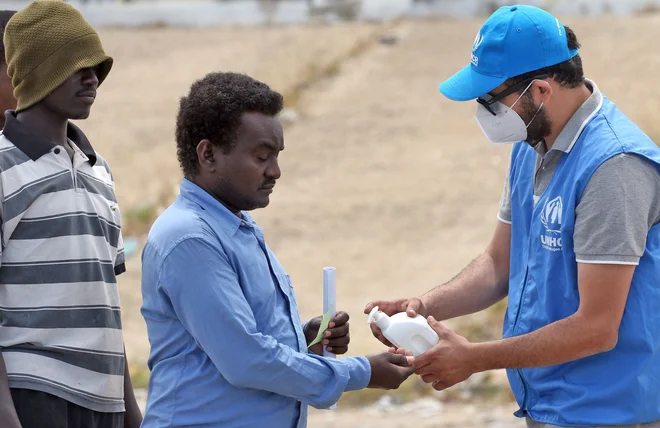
366;4;660;427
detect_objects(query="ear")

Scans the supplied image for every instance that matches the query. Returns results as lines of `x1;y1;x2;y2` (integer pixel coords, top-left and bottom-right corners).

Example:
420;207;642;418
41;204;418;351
534;80;553;105
196;139;217;173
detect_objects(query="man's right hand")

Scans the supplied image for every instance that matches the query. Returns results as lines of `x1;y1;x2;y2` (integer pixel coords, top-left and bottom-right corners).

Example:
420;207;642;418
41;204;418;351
364;298;427;347
366;352;415;389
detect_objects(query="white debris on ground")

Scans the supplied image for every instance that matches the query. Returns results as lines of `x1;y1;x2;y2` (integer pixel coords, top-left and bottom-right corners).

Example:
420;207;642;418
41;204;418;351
370;396;444;418
134;386;525;427
309;398;526;428
134;369;526;427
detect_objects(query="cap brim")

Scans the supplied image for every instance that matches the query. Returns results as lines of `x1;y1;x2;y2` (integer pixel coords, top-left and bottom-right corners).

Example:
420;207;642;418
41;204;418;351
96;56;113;86
439;64;507;101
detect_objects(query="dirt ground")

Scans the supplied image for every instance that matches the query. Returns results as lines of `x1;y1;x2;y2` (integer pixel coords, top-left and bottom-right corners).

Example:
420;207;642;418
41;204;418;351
307;400;525;428
84;14;660;426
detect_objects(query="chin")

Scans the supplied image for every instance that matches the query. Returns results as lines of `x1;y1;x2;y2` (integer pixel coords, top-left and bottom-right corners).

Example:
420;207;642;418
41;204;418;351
245;198;270;211
259;195;271;207
70;112;91;120
69;107;93;120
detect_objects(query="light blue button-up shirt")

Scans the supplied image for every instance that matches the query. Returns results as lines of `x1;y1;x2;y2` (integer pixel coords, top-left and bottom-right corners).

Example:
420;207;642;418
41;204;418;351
140;178;371;428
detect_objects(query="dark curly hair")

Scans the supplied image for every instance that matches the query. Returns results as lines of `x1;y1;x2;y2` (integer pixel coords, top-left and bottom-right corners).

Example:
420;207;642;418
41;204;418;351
175;72;284;178
505;25;584;90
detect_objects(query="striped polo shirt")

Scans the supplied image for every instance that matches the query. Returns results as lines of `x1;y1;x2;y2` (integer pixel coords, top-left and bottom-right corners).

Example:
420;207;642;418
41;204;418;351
0;112;126;413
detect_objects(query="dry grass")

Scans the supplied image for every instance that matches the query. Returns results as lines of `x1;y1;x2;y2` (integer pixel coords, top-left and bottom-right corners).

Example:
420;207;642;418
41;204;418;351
281;26;390;109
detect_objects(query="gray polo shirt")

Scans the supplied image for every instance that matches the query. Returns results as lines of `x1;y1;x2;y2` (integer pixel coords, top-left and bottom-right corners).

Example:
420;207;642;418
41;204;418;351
0;112;126;413
498;80;660;265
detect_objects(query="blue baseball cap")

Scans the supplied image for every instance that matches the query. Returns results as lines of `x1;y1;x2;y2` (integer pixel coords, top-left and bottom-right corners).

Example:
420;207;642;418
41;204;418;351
439;5;579;101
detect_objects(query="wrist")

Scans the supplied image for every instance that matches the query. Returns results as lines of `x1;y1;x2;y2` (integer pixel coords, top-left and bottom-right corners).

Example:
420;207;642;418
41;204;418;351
346;356;371;391
467;341;493;373
418;294;431;315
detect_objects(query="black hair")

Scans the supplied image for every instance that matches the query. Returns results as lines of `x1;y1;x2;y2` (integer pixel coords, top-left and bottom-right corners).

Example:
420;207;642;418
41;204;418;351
175;72;284;178
0;11;16;67
504;25;584;90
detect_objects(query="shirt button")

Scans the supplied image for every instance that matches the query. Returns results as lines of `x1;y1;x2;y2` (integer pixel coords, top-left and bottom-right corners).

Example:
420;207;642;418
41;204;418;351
54;148;60;155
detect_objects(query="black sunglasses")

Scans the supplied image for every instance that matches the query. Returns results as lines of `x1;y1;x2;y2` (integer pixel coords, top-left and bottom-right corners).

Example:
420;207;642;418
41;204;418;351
477;73;550;116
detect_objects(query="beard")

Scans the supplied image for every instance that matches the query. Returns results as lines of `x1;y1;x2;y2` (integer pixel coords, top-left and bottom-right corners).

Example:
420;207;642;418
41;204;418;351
520;93;552;147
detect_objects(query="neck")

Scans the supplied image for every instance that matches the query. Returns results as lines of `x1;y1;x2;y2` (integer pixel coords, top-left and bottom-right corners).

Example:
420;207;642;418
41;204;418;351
543;83;592;150
189;175;242;218
16;105;68;147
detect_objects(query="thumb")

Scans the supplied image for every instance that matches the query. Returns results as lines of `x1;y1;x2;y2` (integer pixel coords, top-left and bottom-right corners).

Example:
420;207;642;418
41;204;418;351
406;299;422;317
427;316;450;338
400;364;415;378
389;353;415;367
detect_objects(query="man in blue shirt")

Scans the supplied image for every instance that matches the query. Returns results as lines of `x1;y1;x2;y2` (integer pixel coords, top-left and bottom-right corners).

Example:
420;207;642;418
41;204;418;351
140;72;413;427
367;5;660;428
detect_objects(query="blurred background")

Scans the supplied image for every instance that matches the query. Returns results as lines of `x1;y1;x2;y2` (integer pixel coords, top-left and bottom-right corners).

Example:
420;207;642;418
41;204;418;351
3;0;658;426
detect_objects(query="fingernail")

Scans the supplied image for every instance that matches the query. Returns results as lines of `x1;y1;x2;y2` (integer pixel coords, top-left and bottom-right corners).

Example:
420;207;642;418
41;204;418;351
324;331;331;338
406;357;415;365
322;340;329;345
328;323;335;329
327;346;333;351
428;316;436;322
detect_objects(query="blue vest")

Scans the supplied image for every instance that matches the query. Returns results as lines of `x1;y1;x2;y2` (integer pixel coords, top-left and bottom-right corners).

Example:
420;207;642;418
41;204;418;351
506;96;660;425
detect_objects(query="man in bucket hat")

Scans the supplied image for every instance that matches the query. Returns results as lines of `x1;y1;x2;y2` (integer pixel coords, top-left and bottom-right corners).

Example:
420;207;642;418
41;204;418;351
0;2;142;427
0;10;16;128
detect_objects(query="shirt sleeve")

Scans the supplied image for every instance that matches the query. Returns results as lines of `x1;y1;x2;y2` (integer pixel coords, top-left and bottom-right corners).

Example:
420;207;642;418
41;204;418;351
158;236;371;409
497;159;513;224
103;160;126;276
114;230;126;276
574;153;660;265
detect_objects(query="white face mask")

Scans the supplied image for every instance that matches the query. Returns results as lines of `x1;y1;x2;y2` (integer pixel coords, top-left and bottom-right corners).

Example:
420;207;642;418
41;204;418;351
475;81;543;145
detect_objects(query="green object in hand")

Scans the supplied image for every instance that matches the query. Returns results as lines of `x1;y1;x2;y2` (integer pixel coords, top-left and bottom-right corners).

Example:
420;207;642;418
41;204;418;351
307;306;334;348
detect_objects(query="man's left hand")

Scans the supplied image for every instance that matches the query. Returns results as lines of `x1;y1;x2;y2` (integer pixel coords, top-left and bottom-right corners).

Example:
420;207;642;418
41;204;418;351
304;311;350;356
412;316;478;391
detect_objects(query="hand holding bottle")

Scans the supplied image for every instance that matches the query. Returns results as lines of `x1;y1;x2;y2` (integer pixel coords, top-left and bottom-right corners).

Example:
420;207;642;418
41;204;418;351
363;298;428;348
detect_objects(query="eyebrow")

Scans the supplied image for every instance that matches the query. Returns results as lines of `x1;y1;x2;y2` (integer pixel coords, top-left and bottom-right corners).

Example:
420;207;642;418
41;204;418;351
257;141;284;151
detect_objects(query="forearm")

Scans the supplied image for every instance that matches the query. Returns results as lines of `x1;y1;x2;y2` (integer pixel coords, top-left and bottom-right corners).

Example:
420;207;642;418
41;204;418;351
122;353;143;428
0;353;21;428
470;313;617;372
422;251;508;321
219;338;370;409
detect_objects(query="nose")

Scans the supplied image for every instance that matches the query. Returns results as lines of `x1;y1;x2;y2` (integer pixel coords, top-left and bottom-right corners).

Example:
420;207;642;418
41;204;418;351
80;67;99;87
266;159;281;180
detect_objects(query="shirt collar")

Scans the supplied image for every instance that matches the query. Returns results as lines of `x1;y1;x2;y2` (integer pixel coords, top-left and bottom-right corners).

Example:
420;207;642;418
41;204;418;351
2;111;97;165
180;178;257;236
542;78;603;155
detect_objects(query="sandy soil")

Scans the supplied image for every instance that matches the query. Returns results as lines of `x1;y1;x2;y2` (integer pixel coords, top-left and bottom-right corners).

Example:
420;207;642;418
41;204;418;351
308;400;525;428
82;14;660;425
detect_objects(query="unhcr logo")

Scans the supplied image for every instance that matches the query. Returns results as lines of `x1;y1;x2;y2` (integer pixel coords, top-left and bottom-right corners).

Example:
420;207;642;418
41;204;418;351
541;196;562;251
471;32;483;67
473;33;484;52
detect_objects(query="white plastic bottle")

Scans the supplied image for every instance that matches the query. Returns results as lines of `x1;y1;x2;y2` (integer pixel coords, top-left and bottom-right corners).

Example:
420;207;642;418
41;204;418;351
367;306;439;356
